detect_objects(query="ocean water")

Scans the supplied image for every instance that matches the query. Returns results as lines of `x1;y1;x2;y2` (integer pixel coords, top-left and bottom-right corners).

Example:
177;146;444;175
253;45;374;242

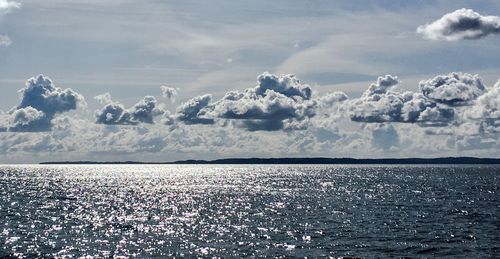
0;165;499;258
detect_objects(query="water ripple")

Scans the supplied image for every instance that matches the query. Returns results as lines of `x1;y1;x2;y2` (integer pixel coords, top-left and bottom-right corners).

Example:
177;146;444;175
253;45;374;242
0;165;499;257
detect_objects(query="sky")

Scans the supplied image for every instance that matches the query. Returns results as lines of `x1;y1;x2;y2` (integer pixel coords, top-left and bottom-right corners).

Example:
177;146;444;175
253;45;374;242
0;0;499;163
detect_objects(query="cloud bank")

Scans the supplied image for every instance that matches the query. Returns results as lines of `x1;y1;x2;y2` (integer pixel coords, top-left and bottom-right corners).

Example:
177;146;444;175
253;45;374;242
167;72;493;132
0;71;499;162
418;8;500;41
2;72;497;134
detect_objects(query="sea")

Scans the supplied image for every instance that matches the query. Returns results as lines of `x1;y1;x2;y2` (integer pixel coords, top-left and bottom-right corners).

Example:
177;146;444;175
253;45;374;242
0;165;498;258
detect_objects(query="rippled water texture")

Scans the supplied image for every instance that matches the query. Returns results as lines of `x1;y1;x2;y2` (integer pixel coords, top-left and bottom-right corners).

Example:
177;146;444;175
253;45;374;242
1;165;499;257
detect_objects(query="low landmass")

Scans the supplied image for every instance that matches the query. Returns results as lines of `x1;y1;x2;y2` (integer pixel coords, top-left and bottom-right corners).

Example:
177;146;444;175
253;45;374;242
41;157;500;165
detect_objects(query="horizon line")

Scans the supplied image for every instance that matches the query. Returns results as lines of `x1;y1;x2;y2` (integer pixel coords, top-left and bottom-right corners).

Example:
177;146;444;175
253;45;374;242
34;156;500;165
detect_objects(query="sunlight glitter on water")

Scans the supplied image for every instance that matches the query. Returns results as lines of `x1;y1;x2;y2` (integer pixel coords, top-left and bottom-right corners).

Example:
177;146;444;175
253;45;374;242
0;165;499;257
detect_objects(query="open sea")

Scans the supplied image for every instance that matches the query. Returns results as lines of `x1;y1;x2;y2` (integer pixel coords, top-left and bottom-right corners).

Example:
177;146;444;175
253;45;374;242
0;165;499;258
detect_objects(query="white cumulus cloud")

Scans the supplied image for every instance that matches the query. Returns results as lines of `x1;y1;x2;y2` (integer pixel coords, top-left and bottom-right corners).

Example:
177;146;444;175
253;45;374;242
417;8;500;41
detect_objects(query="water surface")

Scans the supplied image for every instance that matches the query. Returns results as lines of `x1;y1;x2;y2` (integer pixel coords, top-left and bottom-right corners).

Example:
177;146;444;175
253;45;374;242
1;165;499;257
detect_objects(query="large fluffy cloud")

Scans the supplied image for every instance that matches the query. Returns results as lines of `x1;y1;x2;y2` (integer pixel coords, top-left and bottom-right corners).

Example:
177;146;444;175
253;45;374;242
347;75;455;125
2;74;84;132
95;94;161;125
174;94;214;125
253;72;312;100
18;75;83;115
417;9;500;41
419;72;486;105
343;73;498;147
199;72;317;131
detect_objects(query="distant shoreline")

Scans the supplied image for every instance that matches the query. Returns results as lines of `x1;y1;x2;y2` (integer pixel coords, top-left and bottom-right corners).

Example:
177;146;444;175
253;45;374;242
40;157;500;165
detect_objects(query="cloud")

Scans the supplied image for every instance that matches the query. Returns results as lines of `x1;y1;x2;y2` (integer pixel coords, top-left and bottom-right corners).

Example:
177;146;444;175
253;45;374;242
95;94;160;125
0;0;20;47
2;74;85;132
238;119;286;132
254;72;312;100
9;107;49;132
347;75;455;125
365;74;400;95
1;71;500;161
94;92;113;105
169;73;324;131
465;80;500;133
0;35;11;46
316;91;349;108
417;9;500;41
1;104;499;163
0;0;20;15
419;72;486;105
208;89;314;123
18;75;84;115
170;72;490;132
455;135;498;151
175;94;214;125
160;86;179;102
200;72;317;131
161;110;176;126
371;124;400;151
131;96;160;124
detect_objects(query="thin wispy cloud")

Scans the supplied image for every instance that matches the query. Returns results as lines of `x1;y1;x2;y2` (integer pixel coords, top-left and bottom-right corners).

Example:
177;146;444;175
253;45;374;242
160;86;179;103
0;34;11;46
0;0;19;48
0;0;20;15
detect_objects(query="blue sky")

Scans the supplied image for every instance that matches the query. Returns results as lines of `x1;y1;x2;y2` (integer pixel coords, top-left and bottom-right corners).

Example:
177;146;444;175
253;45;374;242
0;0;499;163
